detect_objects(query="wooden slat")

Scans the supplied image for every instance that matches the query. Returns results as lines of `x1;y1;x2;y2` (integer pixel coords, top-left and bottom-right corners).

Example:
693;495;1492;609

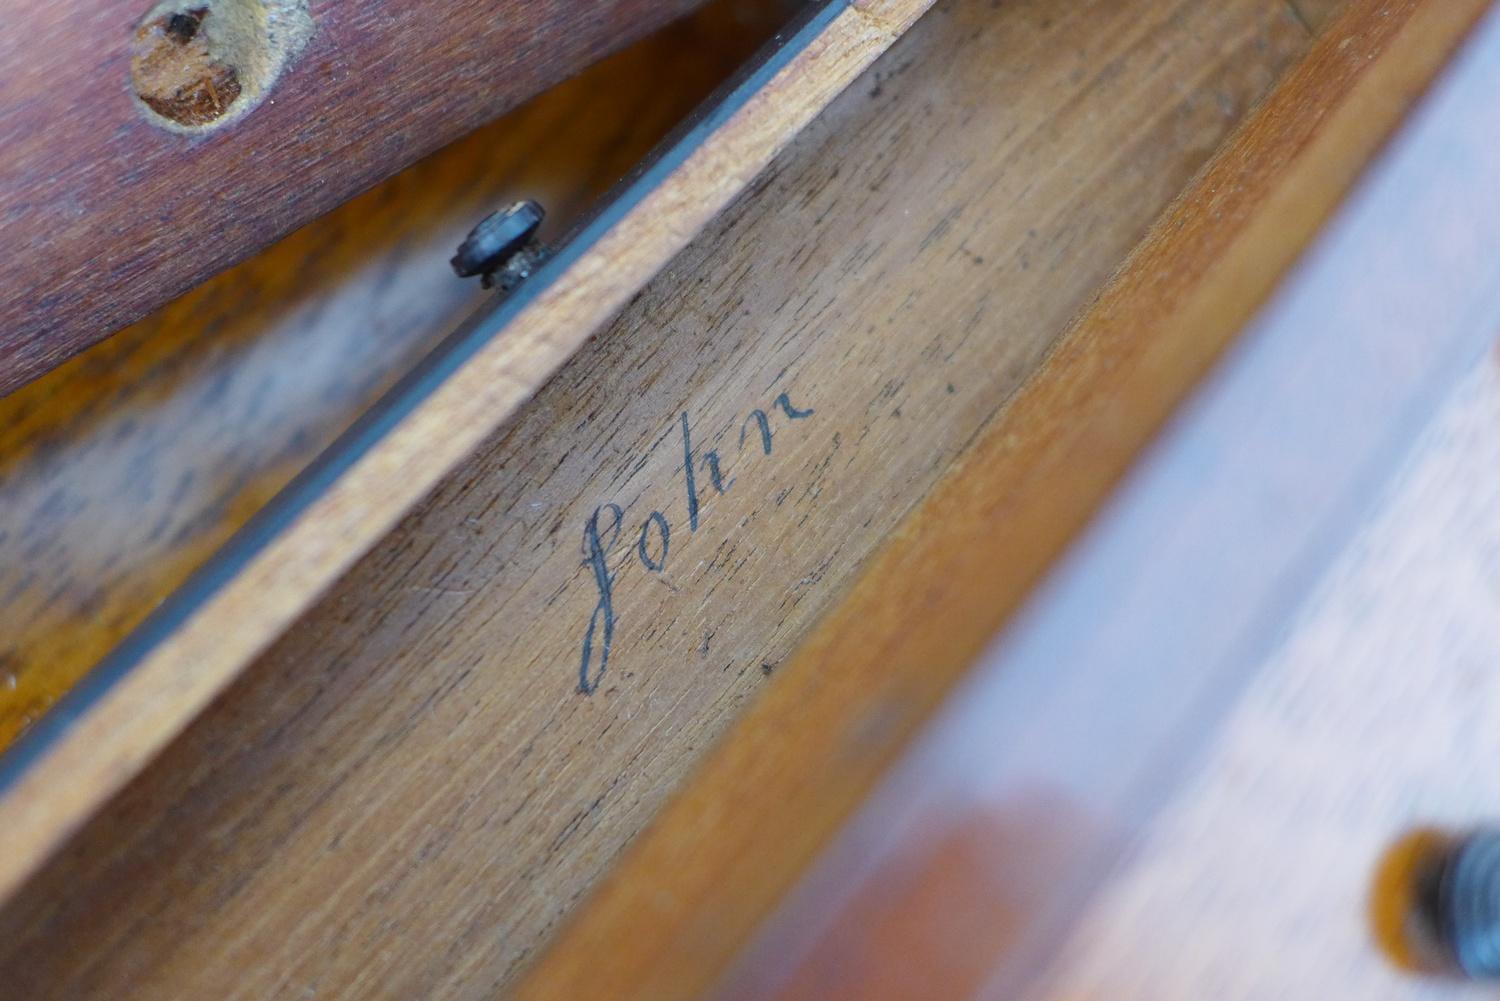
0;0;933;917
502;0;1491;998
0;0;711;394
0;0;1314;997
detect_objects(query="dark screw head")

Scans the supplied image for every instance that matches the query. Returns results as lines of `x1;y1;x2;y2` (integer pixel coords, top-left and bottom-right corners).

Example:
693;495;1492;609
451;200;545;280
1415;829;1500;978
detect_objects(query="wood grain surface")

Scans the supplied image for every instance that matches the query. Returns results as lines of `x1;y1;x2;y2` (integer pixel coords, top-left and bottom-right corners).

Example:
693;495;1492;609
0;0;1319;997
0;0;711;395
721;13;1500;994
0;0;931;919
504;0;1493;997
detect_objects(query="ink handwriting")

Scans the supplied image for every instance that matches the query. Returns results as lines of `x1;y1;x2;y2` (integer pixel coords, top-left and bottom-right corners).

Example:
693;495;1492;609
577;390;815;693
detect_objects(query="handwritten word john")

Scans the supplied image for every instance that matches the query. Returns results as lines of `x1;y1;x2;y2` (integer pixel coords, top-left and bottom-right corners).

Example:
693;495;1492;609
577;391;815;693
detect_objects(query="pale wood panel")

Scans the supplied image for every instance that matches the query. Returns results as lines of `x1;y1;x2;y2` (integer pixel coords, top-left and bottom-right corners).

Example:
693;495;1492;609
0;0;1314;997
502;0;1490;998
0;0;788;751
0;0;919;904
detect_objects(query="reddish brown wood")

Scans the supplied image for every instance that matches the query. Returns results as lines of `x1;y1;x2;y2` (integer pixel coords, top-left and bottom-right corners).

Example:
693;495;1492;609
0;0;707;395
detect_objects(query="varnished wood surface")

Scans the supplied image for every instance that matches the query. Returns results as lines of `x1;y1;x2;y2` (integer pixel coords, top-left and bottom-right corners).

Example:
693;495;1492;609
0;0;709;395
722;13;1500;995
0;0;931;921
0;0;1319;997
503;0;1493;997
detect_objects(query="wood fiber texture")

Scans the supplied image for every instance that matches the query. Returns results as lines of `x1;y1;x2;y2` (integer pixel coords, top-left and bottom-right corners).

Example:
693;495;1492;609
0;0;1316;998
506;1;1485;997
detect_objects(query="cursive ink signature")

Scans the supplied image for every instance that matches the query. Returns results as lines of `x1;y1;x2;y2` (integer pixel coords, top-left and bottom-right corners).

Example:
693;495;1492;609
577;391;815;693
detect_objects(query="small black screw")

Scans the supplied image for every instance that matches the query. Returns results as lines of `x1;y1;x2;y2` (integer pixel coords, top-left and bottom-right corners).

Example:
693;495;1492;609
451;200;549;292
1413;829;1500;978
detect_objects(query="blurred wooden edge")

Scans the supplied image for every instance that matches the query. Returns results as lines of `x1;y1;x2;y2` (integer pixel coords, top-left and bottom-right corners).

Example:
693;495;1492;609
0;0;935;908
500;1;1493;999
